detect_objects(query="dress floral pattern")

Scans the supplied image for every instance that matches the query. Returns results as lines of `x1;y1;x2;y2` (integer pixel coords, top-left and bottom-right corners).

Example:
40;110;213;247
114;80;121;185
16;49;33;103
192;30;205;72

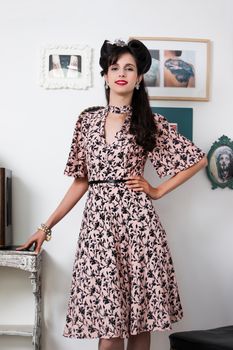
63;106;205;339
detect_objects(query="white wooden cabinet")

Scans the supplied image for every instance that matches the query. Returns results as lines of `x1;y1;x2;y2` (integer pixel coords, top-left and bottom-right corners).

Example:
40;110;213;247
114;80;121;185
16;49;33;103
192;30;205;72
0;250;42;350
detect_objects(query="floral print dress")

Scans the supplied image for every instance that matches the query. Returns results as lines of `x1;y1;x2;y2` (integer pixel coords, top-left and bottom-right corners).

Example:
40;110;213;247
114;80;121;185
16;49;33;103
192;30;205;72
63;106;205;339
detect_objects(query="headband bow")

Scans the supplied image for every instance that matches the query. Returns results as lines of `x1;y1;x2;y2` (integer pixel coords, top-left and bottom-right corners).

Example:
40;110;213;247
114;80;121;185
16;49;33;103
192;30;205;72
106;39;127;47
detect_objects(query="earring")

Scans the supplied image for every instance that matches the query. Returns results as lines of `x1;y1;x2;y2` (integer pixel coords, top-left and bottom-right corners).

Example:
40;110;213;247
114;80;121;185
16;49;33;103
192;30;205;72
135;82;140;90
105;81;109;89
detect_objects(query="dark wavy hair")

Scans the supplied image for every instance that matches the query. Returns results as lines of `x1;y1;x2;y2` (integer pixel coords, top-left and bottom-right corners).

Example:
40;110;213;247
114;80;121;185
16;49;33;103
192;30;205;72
99;39;156;152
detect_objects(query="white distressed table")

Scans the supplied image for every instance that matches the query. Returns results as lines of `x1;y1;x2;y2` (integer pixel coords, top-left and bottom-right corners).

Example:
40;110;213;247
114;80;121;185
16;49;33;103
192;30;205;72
0;249;42;350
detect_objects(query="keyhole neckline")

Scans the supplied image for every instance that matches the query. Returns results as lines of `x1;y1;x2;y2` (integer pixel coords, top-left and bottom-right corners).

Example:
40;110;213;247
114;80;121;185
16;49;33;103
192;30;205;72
102;105;132;147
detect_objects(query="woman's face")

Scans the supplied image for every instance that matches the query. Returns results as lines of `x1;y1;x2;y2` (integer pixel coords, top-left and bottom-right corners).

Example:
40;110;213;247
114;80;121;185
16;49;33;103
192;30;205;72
104;52;141;96
219;153;231;170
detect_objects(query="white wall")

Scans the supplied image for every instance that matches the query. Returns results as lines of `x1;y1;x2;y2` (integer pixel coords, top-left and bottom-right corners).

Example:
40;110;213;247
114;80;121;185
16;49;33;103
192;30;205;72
0;0;232;349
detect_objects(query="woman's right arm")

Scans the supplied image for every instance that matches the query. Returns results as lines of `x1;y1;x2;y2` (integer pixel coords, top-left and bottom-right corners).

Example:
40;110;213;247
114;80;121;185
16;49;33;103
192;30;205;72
16;176;89;254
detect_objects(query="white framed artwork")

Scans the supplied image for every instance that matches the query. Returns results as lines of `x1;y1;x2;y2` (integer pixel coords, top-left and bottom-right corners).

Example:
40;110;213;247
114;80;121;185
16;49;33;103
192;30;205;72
40;45;92;89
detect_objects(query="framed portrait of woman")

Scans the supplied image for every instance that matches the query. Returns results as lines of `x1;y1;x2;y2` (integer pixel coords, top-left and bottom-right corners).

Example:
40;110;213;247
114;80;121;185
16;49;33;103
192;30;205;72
206;135;233;189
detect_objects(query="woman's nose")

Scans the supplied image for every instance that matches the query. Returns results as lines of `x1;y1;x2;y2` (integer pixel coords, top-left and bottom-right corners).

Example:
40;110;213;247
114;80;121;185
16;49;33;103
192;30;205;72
118;69;126;77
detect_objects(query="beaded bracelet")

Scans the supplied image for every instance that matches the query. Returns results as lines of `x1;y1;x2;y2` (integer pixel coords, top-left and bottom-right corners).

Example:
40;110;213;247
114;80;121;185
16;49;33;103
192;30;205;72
38;223;52;241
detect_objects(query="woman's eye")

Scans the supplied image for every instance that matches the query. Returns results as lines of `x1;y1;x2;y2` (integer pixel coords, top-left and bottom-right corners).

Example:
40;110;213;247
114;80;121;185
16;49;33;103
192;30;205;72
110;66;118;71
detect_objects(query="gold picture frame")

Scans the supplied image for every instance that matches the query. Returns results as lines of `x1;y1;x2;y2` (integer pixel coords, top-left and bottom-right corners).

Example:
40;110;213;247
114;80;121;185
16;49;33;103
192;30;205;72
130;37;211;101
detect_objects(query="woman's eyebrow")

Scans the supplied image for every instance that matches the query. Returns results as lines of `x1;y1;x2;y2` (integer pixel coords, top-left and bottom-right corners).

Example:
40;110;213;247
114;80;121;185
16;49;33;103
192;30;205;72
124;63;136;67
111;62;136;68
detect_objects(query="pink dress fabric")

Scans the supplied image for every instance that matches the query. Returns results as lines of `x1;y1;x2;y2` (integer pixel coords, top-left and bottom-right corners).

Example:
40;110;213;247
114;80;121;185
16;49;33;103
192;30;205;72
63;106;205;339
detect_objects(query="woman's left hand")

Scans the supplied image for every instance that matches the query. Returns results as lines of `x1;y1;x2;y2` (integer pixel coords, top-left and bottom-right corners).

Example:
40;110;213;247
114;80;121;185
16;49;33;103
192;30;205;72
125;175;160;199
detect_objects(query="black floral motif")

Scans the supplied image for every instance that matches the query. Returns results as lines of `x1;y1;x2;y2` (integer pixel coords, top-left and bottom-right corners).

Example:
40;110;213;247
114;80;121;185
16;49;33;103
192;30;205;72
63;107;205;339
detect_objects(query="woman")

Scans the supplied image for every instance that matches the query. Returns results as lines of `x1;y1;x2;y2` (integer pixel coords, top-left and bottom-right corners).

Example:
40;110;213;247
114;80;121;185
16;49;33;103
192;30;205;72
18;39;207;350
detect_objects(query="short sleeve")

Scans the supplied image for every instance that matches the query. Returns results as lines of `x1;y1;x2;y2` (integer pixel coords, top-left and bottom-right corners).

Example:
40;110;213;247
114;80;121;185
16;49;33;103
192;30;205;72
64;113;88;178
147;114;205;178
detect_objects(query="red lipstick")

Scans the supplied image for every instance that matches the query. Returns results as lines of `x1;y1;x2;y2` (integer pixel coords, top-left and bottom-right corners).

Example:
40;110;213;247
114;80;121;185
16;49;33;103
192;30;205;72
115;80;128;85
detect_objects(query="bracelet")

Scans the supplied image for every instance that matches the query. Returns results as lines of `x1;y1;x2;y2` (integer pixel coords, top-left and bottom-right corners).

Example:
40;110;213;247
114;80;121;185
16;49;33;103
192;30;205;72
38;223;52;241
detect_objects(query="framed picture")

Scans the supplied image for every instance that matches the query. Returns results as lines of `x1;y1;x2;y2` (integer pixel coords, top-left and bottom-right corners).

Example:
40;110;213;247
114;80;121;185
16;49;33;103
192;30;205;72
40;45;92;89
130;37;210;101
206;135;233;189
151;107;193;141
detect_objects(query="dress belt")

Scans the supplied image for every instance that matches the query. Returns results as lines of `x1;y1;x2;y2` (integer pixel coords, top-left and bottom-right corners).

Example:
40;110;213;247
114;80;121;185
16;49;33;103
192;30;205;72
88;179;127;185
